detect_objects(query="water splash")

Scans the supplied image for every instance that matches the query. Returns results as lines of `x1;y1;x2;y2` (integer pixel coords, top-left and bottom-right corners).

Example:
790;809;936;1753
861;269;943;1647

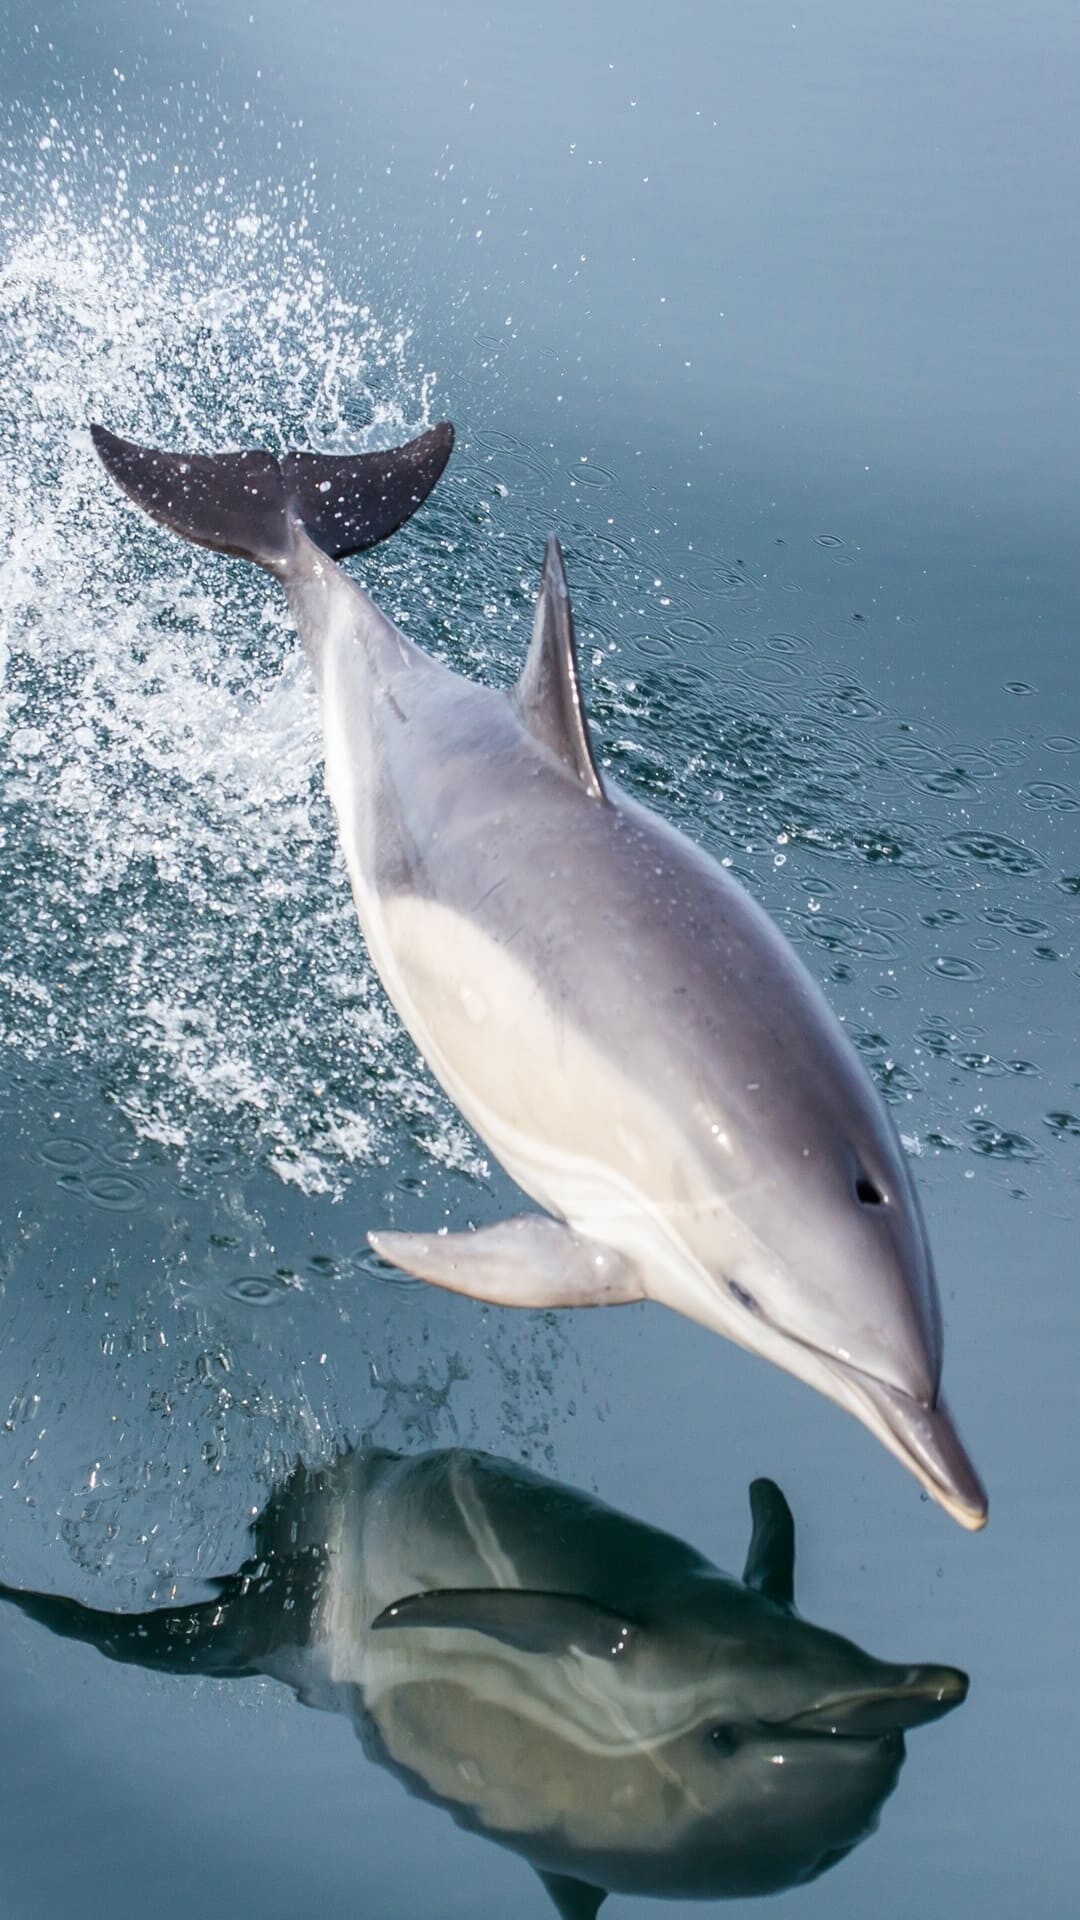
0;128;485;1193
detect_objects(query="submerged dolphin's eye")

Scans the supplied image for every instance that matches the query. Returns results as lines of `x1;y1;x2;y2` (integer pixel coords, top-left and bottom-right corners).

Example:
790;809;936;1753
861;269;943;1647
855;1173;886;1207
709;1725;738;1757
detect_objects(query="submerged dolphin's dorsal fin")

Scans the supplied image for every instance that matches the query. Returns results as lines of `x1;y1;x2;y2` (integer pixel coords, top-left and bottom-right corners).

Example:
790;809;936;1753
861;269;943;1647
536;1869;608;1920
373;1587;638;1659
513;537;606;800
742;1477;796;1609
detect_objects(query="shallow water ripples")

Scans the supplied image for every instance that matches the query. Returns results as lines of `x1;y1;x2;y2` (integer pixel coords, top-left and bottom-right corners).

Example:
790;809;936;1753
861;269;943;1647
559;552;1078;1186
0;1054;591;1602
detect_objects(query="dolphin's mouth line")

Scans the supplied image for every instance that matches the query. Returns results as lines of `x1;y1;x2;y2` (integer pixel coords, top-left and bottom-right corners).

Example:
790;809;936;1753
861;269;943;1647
776;1697;934;1733
747;1708;906;1751
709;1282;987;1526
767;1667;968;1738
823;1358;987;1526
720;1284;933;1412
763;1721;902;1747
821;1350;932;1414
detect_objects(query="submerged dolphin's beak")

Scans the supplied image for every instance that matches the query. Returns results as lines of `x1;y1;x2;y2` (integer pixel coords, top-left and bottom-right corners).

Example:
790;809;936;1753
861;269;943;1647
778;1663;968;1737
827;1362;988;1530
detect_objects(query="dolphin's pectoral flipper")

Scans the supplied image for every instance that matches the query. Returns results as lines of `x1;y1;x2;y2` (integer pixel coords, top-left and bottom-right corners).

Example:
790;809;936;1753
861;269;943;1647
367;1215;642;1308
535;1870;608;1920
741;1478;796;1609
373;1588;638;1660
91;421;454;572
512;537;606;799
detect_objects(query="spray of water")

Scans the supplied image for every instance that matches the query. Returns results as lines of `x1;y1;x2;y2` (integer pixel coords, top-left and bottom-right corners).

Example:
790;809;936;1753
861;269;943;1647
0;127;489;1194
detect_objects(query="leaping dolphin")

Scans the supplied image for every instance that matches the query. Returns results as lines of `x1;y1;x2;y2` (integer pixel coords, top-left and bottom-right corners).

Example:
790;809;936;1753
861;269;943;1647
0;1447;969;1910
89;419;987;1528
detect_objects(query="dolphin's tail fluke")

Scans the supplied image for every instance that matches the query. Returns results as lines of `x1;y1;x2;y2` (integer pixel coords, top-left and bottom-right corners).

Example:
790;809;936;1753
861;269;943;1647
0;1574;258;1677
90;420;454;573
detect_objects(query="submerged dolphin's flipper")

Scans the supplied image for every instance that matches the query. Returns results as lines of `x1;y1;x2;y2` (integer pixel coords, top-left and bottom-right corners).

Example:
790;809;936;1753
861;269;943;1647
512;537;606;799
536;1870;608;1920
373;1587;638;1659
741;1478;796;1609
90;421;454;571
368;1215;642;1308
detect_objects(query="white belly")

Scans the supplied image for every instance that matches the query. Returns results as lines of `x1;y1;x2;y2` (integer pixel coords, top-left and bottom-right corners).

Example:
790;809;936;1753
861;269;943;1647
317;625;738;1318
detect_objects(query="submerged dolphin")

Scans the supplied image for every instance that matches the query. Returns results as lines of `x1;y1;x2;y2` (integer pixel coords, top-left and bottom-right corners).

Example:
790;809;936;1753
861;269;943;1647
90;421;986;1527
0;1447;968;1911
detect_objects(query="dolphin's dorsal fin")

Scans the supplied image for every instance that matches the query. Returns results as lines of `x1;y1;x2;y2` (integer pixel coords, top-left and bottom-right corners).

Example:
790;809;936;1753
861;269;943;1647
536;1869;608;1920
373;1587;637;1659
513;537;606;800
742;1478;796;1609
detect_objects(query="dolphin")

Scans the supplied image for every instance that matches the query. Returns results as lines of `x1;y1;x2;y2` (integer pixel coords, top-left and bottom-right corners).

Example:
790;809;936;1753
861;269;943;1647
0;1447;968;1911
89;420;987;1528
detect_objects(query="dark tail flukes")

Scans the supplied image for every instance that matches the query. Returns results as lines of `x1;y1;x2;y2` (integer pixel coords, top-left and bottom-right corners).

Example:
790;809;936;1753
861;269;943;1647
0;1575;258;1678
90;419;454;572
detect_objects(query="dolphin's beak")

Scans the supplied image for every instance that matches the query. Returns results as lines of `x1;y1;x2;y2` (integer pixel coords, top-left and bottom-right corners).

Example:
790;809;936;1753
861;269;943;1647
826;1363;988;1531
781;1664;968;1737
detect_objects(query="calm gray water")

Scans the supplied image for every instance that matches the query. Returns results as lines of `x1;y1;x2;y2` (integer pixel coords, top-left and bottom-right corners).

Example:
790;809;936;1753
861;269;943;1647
0;2;1077;1915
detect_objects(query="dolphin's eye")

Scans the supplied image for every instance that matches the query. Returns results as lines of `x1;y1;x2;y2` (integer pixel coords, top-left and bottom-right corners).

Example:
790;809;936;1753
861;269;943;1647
727;1280;759;1313
709;1725;738;1757
855;1173;885;1207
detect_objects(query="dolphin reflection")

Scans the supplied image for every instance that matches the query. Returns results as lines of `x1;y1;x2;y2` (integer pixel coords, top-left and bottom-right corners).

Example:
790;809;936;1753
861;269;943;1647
0;1451;966;1913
